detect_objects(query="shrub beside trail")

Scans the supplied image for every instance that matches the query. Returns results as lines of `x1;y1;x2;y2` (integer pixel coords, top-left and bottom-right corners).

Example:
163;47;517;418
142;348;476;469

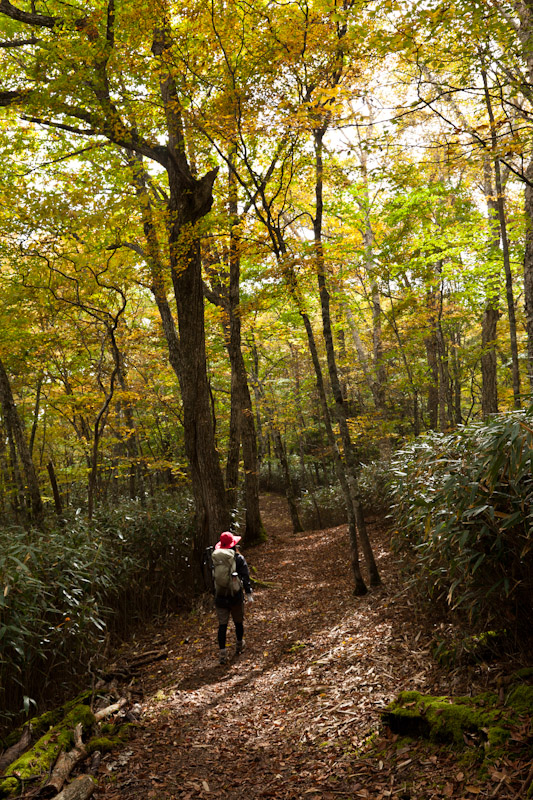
0;497;195;732
388;410;533;644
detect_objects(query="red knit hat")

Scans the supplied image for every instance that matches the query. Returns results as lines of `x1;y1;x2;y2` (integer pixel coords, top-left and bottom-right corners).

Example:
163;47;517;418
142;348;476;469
215;531;242;550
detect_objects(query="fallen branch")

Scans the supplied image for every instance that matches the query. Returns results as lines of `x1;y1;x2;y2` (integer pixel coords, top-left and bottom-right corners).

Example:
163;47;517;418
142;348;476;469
100;649;168;680
94;698;127;723
127;649;168;669
512;762;533;800
39;724;88;797
0;725;32;775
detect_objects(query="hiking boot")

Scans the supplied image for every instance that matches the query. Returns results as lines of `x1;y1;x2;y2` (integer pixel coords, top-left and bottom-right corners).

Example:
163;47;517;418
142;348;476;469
219;648;228;665
235;639;245;656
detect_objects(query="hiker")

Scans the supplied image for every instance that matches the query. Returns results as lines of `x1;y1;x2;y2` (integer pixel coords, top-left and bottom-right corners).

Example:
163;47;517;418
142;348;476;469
211;531;253;665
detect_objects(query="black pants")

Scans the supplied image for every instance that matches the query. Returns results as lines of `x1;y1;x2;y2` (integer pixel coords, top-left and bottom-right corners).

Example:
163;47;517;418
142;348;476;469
216;601;244;648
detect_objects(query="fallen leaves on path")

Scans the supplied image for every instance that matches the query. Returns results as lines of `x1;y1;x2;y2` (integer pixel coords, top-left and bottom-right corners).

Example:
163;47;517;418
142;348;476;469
93;495;531;800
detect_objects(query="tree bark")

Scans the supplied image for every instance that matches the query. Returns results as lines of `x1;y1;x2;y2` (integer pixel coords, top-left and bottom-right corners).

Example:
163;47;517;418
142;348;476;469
108;331;146;503
424;289;439;431
313;129;380;587
480;158;501;416
354;110;387;412
52;775;95;800
157;41;230;549
41;723;88;797
525;156;533;392
0;725;31;774
0;355;44;525
271;426;303;534
47;460;63;518
128;150;229;559
513;1;533;392
482;70;521;408
299;311;367;594
225;150;264;544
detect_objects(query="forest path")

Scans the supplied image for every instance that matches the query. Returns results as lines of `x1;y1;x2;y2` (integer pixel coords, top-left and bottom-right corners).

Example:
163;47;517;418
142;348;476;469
94;495;496;800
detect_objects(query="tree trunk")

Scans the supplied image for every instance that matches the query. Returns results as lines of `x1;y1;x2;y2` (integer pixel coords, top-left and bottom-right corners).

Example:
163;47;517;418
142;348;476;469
424;296;439;431
226;151;264;544
271;426;303;534
482;70;521;408
0;355;44;525
168;214;230;552
344;303;383;408
299;311;367;595
0;725;31;774
251;344;267;466
481;158;501;416
450;327;463;425
434;264;452;431
225;364;241;511
29;375;42;458
524;156;533;392
42;723;88;796
313;129;380;587
109;334;146;503
159;53;229;554
356;115;387;412
481;303;500;416
129;150;229;559
515;2;533;391
47;460;63;518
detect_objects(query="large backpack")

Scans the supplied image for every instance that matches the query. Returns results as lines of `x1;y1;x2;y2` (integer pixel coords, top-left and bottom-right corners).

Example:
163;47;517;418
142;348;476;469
210;547;242;596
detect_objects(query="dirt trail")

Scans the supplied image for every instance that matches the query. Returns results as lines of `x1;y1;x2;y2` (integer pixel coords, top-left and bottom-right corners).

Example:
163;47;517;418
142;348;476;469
93;495;512;800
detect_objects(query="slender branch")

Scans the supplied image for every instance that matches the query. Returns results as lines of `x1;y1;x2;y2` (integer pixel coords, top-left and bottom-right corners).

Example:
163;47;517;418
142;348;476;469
20;143;105;175
0;37;39;46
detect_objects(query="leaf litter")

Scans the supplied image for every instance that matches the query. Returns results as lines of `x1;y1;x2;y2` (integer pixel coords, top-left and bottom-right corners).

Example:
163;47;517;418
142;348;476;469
94;494;532;800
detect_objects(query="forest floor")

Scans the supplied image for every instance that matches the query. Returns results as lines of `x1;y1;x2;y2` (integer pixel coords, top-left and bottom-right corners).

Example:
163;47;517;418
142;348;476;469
93;494;531;800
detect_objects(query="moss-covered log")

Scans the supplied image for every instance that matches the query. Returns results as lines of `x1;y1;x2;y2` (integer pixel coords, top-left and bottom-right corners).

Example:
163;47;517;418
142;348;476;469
382;673;533;753
0;692;92;752
0;705;95;798
0;693;132;798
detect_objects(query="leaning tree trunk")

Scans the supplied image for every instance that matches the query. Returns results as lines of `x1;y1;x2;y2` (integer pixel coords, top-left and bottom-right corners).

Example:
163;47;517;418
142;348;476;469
299;311;368;595
313;128;380;587
0;355;44;526
252;367;303;535
269;247;368;593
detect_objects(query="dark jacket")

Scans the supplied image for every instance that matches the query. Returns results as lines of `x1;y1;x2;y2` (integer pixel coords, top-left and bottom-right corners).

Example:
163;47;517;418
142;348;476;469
214;550;252;608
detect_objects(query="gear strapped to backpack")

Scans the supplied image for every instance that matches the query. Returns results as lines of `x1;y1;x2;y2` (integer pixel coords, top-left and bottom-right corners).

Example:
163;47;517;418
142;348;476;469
210;547;242;597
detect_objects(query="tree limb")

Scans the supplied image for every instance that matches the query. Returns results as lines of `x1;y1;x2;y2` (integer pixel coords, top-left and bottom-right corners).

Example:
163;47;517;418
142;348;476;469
0;0;87;30
0;36;39;46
